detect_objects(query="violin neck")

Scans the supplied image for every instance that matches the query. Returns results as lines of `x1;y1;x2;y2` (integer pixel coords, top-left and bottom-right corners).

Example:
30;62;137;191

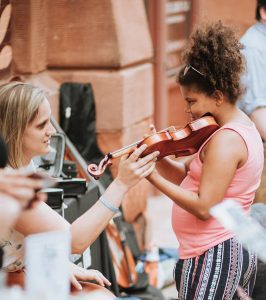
110;139;142;158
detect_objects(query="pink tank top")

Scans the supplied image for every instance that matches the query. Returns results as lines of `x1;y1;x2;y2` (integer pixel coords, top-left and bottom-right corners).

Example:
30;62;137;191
172;122;264;259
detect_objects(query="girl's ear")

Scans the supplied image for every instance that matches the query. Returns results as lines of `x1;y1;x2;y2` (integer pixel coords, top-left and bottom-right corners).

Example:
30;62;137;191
212;90;224;107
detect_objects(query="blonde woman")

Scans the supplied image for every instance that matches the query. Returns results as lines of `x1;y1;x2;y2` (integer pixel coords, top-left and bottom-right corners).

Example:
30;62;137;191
0;81;159;290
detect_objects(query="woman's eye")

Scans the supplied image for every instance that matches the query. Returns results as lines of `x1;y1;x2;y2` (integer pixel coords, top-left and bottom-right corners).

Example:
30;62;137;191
37;123;46;129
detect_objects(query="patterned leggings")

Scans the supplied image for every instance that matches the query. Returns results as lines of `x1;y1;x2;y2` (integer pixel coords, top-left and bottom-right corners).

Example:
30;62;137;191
174;237;257;300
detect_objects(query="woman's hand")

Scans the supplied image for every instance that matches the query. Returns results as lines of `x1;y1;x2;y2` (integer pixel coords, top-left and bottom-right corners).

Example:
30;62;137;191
70;262;111;290
115;144;160;191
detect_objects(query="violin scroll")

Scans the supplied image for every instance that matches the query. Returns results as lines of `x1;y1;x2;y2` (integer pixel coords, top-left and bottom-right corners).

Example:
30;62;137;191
87;154;112;180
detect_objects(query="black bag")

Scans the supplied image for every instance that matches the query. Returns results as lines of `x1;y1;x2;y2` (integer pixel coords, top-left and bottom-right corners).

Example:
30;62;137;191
59;82;112;188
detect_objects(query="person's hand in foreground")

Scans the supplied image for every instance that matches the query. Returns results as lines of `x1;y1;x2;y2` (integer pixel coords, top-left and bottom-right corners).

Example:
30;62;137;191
70;262;111;291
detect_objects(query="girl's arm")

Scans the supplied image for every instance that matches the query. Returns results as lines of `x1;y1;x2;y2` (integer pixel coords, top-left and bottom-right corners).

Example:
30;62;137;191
155;155;195;185
147;129;248;220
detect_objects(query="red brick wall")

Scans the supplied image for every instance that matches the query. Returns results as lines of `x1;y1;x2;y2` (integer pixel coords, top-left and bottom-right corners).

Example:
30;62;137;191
193;0;256;37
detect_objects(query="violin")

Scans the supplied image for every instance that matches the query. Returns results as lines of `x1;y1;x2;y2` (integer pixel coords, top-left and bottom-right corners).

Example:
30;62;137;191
88;114;219;179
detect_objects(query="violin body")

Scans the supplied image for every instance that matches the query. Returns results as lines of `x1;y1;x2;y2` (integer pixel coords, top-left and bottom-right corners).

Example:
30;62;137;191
88;115;219;179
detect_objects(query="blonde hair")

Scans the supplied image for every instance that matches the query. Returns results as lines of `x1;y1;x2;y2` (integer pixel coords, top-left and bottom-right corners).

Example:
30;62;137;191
0;82;47;168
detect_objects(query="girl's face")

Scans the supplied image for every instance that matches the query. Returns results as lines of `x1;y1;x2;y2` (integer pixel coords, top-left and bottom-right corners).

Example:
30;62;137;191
22;98;56;164
180;86;217;120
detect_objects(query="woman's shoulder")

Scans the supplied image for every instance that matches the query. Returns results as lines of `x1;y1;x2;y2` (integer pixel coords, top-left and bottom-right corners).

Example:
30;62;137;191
7;160;37;172
21;160;37;173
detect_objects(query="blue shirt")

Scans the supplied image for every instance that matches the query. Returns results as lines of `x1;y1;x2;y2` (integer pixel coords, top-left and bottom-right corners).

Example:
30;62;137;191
238;22;266;115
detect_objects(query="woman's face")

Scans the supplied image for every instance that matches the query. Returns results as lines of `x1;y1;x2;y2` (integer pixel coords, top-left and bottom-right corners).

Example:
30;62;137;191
180;86;217;120
22;98;56;164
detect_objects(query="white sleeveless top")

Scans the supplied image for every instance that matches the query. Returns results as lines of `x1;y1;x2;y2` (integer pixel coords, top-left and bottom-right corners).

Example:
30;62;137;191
0;161;36;271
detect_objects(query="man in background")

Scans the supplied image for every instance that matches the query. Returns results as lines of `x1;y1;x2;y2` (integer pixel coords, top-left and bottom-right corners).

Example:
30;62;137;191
238;0;266;141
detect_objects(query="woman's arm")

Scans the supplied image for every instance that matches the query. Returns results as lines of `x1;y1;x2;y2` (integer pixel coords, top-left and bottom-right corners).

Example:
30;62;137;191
70;145;159;253
147;130;248;220
0;169;50;237
14;201;70;235
14;180;127;253
14;145;159;253
0;194;21;237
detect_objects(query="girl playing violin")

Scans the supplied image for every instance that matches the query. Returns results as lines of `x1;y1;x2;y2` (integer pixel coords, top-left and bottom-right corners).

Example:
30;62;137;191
147;21;264;299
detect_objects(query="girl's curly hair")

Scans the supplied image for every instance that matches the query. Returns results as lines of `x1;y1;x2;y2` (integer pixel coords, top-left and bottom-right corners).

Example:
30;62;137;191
177;21;245;104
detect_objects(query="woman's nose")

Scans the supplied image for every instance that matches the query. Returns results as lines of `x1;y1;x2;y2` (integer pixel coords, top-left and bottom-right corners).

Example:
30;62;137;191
46;123;56;136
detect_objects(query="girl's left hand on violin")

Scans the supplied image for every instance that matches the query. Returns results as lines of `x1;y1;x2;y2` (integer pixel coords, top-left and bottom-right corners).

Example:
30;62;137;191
70;262;111;290
115;144;160;190
142;124;157;139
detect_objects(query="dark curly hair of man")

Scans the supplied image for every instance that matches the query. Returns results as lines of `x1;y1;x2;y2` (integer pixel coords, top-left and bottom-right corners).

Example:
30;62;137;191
177;21;245;104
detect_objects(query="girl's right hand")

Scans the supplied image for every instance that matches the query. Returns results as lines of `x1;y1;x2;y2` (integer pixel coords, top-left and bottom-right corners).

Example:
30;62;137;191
115;144;160;191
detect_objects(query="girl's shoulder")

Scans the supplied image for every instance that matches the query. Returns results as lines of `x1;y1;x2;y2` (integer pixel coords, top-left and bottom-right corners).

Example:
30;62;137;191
209;121;257;146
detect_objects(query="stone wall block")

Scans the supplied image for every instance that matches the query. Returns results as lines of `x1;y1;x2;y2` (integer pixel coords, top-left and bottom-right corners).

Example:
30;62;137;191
47;0;153;68
12;0;47;74
112;0;153;66
196;0;255;36
49;63;154;131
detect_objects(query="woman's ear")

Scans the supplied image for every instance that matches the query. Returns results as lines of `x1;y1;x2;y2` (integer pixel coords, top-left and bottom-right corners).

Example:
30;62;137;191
212;90;224;107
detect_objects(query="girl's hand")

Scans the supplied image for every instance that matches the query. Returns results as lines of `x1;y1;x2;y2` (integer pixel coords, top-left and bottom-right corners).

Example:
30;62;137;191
70;262;111;290
115;144;160;190
143;124;157;139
